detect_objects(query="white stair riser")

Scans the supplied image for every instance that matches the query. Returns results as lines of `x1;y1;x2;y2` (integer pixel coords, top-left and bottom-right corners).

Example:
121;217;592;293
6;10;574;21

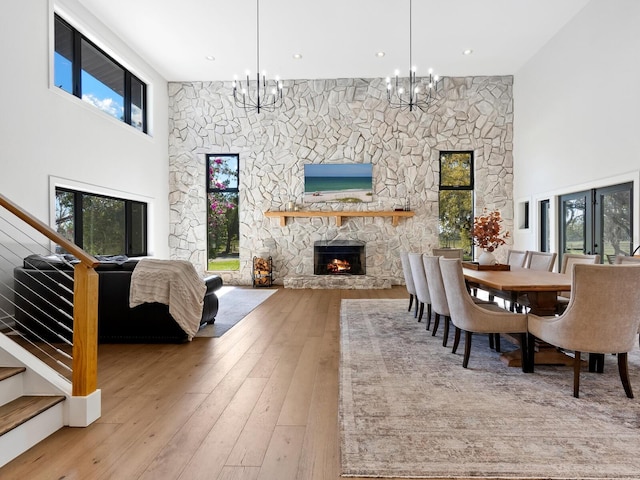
0;401;65;468
0;374;24;406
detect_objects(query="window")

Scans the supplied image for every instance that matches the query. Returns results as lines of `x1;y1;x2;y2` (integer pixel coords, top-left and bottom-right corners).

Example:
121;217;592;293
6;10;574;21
540;199;550;252
206;154;240;271
559;183;633;265
55;187;147;256
438;151;474;259
54;14;147;133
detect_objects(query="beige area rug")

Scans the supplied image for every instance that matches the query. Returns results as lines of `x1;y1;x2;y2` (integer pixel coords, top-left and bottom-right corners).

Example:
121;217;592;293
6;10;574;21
339;299;640;479
196;286;277;337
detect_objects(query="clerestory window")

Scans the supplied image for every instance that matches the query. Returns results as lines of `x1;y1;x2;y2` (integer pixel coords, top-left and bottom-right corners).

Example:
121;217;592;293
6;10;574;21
54;14;147;133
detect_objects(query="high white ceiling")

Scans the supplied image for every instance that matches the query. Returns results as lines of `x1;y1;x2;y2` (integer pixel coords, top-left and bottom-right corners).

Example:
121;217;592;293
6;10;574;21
76;0;590;82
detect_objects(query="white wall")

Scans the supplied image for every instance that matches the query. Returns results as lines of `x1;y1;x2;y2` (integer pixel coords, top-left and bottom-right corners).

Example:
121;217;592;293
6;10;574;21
0;0;170;257
513;0;640;252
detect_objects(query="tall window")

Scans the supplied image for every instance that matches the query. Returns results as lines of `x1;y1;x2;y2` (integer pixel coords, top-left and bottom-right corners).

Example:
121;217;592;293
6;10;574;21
55;187;147;256
54;14;147;133
206;154;240;271
438;151;474;259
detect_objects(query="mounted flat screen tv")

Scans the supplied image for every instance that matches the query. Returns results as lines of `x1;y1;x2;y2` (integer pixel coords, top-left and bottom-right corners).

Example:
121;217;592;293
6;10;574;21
303;163;373;203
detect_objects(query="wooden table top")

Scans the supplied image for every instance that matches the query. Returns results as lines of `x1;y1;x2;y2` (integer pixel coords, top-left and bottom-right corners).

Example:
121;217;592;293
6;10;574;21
462;266;571;292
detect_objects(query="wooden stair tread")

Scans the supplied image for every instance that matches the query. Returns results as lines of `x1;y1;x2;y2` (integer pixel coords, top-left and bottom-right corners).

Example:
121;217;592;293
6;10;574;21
0;367;26;382
0;395;65;436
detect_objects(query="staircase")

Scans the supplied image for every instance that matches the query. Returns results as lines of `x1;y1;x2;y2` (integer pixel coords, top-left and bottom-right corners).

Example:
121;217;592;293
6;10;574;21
0;193;102;467
0;366;66;467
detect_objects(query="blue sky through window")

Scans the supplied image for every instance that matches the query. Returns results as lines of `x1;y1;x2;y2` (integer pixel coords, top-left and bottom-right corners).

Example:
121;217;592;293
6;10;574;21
54;52;124;121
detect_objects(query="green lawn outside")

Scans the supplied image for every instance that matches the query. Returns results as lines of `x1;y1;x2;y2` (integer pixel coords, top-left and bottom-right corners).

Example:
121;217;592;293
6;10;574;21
207;258;240;271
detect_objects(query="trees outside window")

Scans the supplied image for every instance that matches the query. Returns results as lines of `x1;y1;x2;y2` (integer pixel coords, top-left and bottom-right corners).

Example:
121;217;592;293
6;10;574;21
206;154;239;271
55;187;147;256
438;151;474;259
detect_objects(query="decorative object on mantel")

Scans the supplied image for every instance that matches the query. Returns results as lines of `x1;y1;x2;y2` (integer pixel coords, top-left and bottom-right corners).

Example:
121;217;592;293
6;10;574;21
472;209;510;265
232;0;283;113
385;0;442;112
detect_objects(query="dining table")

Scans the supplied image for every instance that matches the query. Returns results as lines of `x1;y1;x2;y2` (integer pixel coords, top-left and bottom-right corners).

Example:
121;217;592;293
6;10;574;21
462;264;573;367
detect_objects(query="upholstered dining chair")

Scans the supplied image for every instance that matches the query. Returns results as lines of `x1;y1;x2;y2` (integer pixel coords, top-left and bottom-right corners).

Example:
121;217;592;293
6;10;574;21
614;255;640;347
408;253;431;324
432;248;464;259
525;251;557;271
439;258;530;371
614;254;640;265
423;255;451;344
556;253;600;313
506;249;528;268
400;252;418;317
527;264;640;398
426;255;499;347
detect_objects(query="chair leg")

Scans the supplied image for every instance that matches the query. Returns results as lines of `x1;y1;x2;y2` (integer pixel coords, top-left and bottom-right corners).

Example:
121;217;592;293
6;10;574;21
414;299;419;318
488;333;495;350
588;353;604;373
408;294;414;313
494;334;501;353
519;333;529;373
526;333;536;373
432;313;440;336
442;317;450;347
573;351;582;398
452;327;461;353
418;302;424;322
425;304;432;330
462;331;473;368
618;352;634;398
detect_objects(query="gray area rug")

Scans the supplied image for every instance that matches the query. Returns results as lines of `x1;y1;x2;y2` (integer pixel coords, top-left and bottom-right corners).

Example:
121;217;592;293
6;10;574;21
196;286;276;338
339;299;640;479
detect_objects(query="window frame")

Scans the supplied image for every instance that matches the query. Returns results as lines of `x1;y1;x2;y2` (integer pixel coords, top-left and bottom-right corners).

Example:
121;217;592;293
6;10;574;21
53;13;148;133
438;151;475;258
206;154;240;271
55;186;148;257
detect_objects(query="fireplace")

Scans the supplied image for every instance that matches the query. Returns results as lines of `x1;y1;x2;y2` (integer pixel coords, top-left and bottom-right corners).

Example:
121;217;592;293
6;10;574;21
314;240;365;275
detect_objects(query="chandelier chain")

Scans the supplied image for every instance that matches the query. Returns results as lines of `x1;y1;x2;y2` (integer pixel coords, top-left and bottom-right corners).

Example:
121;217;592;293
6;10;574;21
386;0;442;112
232;0;284;113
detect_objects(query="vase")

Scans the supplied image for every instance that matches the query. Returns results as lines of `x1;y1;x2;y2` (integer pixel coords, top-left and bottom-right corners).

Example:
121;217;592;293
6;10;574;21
478;250;497;266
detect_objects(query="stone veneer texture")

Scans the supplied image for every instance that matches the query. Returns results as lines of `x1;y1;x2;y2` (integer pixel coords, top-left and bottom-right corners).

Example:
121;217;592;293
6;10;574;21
168;76;513;286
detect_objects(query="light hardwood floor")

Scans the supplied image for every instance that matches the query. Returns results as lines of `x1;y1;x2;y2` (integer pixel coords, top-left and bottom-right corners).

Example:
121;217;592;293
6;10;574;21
2;286;445;480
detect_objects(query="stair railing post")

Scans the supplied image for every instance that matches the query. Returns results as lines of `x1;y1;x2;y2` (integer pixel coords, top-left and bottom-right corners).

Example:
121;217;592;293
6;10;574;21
71;263;99;396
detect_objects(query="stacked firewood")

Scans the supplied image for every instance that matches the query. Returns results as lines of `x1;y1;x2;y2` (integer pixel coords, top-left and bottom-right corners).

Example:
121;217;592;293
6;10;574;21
253;256;272;287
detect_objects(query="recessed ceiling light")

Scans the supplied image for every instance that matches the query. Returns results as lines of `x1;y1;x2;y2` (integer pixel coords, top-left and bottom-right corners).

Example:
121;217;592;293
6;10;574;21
463;49;473;56
205;55;216;61
376;51;385;57
293;53;303;60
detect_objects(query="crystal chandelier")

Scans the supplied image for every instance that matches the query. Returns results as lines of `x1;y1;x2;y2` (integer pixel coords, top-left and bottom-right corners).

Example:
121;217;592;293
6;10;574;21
232;0;283;113
386;0;442;112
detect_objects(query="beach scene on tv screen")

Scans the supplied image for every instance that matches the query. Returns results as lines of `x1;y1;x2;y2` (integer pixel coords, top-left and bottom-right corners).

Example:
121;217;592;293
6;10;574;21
304;163;373;203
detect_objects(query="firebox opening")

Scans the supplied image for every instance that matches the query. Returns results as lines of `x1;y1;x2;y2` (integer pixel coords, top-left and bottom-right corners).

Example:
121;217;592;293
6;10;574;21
314;240;365;275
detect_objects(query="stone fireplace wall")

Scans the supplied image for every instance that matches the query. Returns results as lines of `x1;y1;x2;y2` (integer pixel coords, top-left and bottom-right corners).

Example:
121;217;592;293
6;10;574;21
168;76;513;285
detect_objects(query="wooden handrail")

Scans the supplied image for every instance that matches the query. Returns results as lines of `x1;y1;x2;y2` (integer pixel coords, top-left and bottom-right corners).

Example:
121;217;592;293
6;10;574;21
0;194;99;268
1;193;99;397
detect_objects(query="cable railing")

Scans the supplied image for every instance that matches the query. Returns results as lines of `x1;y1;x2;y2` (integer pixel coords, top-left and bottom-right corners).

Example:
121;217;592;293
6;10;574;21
0;193;99;397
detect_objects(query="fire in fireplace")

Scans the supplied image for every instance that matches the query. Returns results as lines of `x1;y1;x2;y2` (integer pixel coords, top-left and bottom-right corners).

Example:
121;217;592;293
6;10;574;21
314;240;365;275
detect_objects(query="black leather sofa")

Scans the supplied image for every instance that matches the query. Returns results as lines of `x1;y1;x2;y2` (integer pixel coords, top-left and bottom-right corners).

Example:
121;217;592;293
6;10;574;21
13;254;223;343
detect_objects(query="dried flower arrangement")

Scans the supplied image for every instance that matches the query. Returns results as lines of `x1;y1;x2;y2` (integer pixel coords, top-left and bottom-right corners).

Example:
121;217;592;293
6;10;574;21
472;209;510;252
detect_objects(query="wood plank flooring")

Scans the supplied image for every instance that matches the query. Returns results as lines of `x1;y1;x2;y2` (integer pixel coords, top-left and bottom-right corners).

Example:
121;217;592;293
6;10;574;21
0;286;496;480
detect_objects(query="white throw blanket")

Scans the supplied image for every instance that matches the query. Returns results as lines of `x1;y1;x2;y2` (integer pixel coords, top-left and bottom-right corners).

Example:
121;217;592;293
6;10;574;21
129;258;207;341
